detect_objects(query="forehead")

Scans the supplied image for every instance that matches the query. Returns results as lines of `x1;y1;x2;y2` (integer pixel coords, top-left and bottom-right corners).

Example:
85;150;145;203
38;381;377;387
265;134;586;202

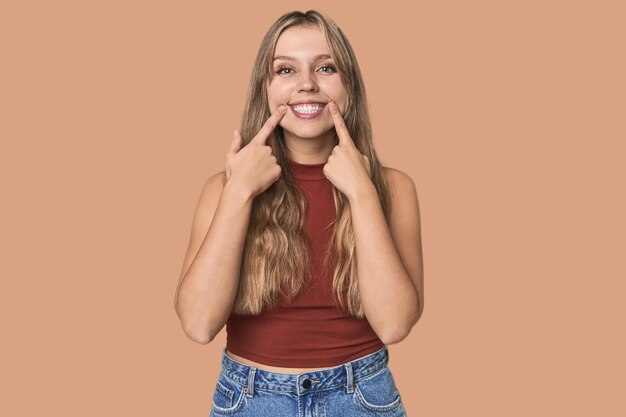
273;26;331;59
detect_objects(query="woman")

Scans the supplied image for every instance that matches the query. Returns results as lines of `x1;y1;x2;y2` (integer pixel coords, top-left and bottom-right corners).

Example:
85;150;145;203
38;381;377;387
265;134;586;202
174;9;424;416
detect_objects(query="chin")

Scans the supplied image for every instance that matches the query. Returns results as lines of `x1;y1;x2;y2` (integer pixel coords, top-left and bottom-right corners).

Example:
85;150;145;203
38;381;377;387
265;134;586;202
282;124;333;138
285;130;332;140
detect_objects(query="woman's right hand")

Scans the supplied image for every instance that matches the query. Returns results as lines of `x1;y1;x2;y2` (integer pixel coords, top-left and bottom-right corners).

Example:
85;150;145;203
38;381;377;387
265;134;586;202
225;104;288;199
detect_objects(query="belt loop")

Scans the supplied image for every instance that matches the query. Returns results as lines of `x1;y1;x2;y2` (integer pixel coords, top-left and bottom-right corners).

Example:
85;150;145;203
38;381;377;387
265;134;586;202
246;366;256;397
386;345;390;366
344;362;354;393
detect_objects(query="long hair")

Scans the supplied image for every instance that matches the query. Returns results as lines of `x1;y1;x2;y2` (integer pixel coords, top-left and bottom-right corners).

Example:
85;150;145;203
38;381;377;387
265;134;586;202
232;9;392;319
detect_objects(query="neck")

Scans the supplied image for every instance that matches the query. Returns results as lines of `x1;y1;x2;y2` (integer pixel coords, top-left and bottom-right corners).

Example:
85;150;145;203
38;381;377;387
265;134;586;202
282;131;337;164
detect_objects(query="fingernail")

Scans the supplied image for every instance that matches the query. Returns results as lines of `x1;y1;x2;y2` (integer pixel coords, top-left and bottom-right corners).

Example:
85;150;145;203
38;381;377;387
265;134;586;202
279;105;287;112
329;102;336;111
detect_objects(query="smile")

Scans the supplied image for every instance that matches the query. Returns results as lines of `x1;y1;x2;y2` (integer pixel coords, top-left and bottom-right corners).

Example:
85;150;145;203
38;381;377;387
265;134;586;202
289;103;326;119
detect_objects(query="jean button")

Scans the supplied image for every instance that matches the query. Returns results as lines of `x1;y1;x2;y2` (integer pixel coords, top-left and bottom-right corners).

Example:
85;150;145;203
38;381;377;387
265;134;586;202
302;378;311;388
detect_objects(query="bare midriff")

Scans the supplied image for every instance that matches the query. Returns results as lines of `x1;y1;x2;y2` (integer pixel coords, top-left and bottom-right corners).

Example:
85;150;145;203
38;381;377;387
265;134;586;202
225;349;338;374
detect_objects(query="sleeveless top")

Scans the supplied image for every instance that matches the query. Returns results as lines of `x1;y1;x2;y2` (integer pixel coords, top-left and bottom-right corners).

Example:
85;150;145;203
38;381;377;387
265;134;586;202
224;159;384;367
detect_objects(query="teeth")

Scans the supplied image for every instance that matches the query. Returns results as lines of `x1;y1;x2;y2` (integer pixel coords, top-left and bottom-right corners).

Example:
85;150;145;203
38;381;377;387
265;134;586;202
292;104;324;114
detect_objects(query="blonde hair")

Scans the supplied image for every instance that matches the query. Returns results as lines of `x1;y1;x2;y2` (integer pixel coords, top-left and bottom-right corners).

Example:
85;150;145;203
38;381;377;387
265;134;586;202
232;9;392;319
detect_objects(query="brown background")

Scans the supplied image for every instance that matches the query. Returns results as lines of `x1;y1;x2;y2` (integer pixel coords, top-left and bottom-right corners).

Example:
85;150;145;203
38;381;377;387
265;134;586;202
2;1;624;416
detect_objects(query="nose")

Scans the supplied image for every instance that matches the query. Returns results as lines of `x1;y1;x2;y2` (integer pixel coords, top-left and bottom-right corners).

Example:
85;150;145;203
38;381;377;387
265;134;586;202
297;69;319;93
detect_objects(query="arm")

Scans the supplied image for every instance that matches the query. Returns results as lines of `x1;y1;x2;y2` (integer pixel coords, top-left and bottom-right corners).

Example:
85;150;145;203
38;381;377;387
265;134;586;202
174;172;254;344
348;168;424;344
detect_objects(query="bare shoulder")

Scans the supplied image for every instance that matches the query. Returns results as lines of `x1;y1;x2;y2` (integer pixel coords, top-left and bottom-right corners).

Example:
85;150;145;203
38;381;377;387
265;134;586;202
382;166;424;319
382;166;418;201
193;170;228;227
204;170;227;191
194;169;228;233
176;170;227;284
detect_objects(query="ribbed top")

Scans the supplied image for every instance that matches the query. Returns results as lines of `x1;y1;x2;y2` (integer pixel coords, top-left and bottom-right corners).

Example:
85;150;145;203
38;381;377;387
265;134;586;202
288;159;327;181
225;161;384;367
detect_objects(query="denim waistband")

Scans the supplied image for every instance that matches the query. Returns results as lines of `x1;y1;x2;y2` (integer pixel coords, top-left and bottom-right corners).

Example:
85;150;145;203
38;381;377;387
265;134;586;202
219;345;389;395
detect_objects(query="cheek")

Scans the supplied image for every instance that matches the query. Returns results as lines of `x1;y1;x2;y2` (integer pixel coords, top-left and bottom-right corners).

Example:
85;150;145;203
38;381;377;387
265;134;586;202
328;100;348;116
268;81;291;97
324;89;348;112
266;85;280;105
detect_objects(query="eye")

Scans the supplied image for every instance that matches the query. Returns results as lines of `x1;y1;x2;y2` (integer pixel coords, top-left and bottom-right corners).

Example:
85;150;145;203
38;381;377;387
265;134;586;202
274;64;338;75
319;64;337;73
275;66;293;75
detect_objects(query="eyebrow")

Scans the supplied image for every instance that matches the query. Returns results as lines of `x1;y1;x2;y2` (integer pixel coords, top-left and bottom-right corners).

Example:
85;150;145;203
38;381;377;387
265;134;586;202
272;54;333;62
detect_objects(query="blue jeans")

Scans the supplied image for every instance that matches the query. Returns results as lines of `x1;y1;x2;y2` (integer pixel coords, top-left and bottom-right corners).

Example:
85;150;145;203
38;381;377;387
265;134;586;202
209;345;407;416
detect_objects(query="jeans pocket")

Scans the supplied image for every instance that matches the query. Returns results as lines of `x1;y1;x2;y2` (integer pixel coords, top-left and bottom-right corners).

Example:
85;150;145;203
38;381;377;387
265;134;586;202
211;372;247;415
353;366;403;413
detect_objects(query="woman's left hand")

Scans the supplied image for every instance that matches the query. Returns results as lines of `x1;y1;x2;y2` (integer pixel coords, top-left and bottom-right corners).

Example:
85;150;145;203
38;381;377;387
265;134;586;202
323;101;373;200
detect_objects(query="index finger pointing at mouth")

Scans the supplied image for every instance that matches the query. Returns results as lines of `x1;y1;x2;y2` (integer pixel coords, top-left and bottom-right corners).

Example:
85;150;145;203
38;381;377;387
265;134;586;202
328;101;353;146
250;104;288;145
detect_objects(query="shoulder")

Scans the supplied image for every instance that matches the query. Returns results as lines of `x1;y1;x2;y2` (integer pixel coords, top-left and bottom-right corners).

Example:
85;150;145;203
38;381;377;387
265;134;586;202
382;166;417;198
202;170;227;193
209;170;227;186
194;170;227;213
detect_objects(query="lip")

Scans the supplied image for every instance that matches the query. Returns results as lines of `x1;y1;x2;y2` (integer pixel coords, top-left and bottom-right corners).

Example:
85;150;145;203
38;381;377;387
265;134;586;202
289;105;326;119
288;100;328;105
288;102;326;119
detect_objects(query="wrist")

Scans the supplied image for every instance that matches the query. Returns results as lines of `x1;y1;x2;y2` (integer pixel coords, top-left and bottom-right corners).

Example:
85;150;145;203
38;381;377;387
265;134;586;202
222;180;255;205
347;181;378;205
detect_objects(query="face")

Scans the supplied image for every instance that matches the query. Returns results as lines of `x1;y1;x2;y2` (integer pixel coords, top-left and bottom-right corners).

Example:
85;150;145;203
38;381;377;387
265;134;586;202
267;25;348;145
